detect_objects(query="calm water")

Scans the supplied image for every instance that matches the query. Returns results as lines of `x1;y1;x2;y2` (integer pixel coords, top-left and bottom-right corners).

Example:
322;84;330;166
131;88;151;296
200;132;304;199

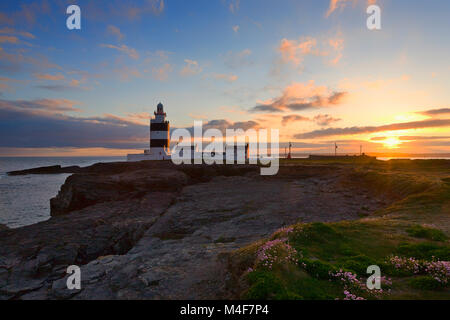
0;157;124;228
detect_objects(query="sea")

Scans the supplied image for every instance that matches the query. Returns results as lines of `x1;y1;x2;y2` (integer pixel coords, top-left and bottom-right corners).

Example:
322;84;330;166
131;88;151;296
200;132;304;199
0;157;124;228
1;155;449;229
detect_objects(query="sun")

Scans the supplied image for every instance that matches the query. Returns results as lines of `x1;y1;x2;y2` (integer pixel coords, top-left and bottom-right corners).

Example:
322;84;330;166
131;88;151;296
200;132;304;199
383;137;401;149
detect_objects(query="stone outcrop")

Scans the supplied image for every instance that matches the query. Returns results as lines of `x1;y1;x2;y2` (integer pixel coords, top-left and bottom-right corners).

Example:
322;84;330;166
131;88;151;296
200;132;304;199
7;165;82;176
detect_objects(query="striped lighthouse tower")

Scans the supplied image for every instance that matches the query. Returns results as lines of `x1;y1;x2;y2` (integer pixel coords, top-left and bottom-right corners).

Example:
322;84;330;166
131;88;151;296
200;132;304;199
149;102;170;159
127;102;171;161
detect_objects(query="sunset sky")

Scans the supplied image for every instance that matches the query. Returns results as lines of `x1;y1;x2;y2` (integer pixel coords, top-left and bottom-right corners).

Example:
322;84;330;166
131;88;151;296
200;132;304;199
0;0;449;156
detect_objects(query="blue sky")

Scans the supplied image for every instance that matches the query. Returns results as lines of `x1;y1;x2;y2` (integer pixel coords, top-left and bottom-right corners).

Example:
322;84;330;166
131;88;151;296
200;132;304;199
0;0;449;155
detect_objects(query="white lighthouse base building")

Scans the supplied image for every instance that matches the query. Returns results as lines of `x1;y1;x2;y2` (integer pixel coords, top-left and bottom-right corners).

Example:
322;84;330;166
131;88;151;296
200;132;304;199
127;148;171;161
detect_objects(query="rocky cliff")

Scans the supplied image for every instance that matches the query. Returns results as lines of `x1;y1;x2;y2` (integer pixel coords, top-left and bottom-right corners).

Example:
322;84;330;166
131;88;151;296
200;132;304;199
0;161;391;300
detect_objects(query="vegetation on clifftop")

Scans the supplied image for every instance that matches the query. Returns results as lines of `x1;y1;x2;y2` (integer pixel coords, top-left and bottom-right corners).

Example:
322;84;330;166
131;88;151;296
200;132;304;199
229;160;450;300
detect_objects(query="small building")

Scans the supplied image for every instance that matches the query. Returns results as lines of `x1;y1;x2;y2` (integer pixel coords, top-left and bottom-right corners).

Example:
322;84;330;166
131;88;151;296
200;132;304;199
174;143;249;163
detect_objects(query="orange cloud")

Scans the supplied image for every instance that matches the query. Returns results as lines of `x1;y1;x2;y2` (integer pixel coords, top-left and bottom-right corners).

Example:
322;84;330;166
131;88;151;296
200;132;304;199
417;108;450;117
152;63;173;81
0;35;19;44
282;115;310;126
279;37;322;66
326;0;377;18
34;73;65;81
213;73;238;83
313;114;342;126
328;36;344;65
100;44;139;59
278;34;345;70
180;59;202;76
0;98;81;114
296;119;450;139
107;25;124;41
0;27;35;39
252;81;347;113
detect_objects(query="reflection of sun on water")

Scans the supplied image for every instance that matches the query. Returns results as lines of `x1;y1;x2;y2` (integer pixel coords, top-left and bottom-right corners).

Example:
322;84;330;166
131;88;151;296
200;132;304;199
383;137;401;149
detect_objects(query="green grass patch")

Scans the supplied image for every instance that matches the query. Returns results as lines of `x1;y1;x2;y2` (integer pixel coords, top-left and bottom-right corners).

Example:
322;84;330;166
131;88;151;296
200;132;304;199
245;269;341;300
406;225;447;241
396;242;450;261
409;276;445;291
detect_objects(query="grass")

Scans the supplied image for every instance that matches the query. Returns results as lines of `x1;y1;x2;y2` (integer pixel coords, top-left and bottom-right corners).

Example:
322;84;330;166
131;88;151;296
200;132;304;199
229;159;450;300
406;224;447;241
409;276;445;291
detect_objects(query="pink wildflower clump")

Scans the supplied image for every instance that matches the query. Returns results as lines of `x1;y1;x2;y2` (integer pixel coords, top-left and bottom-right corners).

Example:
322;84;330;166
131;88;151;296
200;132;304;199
387;256;423;274
329;270;362;288
255;238;298;270
342;290;365;300
330;269;391;300
386;255;449;286
424;260;450;285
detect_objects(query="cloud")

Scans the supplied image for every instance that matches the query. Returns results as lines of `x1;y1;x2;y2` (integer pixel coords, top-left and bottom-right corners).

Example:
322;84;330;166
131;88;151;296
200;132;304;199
371;136;450;141
276;34;344;71
35;82;87;92
83;0;164;22
251;81;347;113
282;115;310;126
34;73;65;81
219;105;247;115
0;36;19;44
180;59;202;76
0;100;148;149
295;119;450;139
107;25;124;41
0;46;61;75
279;37;323;67
181;119;260;136
0;98;81;114
223;49;252;69
328;36;344;65
417;108;450;116
313;114;341;126
0;1;51;26
232;25;240;33
203;119;259;132
100;44;139;59
0;27;35;39
33;74;90;91
152;63;173;81
212;73;238;83
325;0;353;18
225;0;240;14
325;0;378;17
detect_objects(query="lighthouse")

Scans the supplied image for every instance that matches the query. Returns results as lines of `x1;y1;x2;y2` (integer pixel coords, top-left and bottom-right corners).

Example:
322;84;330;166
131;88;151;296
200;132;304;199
150;102;170;156
127;102;171;161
